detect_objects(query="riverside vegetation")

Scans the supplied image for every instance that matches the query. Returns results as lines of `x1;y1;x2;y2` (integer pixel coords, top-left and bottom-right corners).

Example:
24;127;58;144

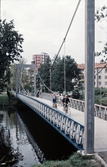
33;153;104;167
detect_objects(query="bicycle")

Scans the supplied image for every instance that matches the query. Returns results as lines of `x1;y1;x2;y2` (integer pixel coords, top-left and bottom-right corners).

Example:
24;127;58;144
53;103;57;108
63;103;68;113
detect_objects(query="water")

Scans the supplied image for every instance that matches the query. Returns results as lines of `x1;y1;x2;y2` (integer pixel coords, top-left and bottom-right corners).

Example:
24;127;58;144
0;105;77;167
0;107;44;167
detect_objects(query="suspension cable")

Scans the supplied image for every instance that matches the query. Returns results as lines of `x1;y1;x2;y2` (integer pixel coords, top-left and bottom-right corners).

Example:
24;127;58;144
38;0;82;92
64;41;66;93
42;0;81;84
52;0;81;67
38;73;53;93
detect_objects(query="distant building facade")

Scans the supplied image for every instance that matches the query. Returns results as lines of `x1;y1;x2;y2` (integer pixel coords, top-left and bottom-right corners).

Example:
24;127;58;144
32;52;49;70
78;62;107;88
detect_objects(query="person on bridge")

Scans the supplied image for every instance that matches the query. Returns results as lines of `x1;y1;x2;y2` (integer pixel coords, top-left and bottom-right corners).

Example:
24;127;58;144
52;94;57;108
62;95;70;113
37;90;40;97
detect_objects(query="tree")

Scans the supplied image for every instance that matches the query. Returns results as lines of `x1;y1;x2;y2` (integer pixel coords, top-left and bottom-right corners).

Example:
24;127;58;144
0;19;24;90
10;63;16;90
38;56;51;92
51;55;80;93
95;6;107;60
37;55;80;93
95;6;107;22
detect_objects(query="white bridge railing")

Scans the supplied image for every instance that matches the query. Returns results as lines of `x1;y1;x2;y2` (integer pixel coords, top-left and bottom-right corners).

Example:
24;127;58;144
17;93;84;150
40;93;107;121
69;98;107;121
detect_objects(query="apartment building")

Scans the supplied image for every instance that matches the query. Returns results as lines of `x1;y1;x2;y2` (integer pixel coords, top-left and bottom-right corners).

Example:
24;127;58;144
32;52;49;70
78;62;107;88
94;63;107;88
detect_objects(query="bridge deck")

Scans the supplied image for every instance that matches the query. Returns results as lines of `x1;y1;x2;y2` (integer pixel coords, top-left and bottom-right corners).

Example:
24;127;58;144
32;96;107;153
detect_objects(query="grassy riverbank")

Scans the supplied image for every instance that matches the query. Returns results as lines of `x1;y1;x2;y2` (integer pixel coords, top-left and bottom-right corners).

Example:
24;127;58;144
0;92;17;107
33;153;103;167
0;93;9;106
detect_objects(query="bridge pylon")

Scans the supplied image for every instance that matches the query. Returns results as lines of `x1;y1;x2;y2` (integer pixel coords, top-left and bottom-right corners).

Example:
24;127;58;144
84;0;95;154
16;64;36;95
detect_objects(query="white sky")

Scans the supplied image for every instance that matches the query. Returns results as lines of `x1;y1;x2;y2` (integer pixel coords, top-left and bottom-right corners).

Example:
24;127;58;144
1;0;107;64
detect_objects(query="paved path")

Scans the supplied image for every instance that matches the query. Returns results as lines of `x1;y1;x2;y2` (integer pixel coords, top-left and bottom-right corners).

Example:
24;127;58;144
33;97;107;153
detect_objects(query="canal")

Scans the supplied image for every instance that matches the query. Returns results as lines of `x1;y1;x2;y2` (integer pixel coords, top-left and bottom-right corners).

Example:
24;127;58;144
0;104;77;167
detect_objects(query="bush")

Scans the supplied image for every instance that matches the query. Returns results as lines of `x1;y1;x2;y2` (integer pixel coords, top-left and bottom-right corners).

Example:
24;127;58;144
0;94;9;106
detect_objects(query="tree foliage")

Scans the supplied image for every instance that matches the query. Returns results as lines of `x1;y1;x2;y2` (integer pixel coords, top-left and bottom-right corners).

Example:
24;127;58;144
95;6;107;60
95;6;107;22
51;56;80;92
38;56;51;91
0;19;24;90
10;63;16;90
38;55;80;93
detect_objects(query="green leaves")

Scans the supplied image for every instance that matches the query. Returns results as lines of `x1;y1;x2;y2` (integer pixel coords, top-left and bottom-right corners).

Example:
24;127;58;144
95;6;107;22
0;19;24;90
95;5;107;61
51;56;80;92
38;55;80;93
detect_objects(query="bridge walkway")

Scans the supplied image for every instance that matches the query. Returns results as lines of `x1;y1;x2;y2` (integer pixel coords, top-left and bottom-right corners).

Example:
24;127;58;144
32;96;107;153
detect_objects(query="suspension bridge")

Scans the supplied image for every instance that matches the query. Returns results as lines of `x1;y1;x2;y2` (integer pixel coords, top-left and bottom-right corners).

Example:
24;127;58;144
14;0;107;154
12;0;107;160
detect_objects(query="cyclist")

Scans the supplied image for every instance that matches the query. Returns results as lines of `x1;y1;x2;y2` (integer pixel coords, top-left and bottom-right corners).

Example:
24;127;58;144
62;95;70;113
52;93;57;108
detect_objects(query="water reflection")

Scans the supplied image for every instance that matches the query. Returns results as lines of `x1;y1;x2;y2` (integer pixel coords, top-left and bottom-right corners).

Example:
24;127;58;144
17;113;46;163
0;108;45;167
0;105;77;166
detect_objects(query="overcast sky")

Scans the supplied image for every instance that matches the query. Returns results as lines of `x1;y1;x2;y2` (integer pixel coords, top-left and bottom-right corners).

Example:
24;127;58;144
1;0;107;64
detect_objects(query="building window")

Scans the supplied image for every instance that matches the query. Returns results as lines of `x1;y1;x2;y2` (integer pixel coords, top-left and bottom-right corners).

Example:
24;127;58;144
98;76;101;79
105;76;107;79
105;82;107;85
98;82;101;85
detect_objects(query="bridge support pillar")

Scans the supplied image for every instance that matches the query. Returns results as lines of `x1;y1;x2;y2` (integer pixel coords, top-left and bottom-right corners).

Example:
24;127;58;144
16;64;36;95
84;0;95;154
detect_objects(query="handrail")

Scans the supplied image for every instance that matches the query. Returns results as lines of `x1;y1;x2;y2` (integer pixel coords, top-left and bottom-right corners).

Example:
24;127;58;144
40;93;107;121
69;98;107;120
17;92;107;121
